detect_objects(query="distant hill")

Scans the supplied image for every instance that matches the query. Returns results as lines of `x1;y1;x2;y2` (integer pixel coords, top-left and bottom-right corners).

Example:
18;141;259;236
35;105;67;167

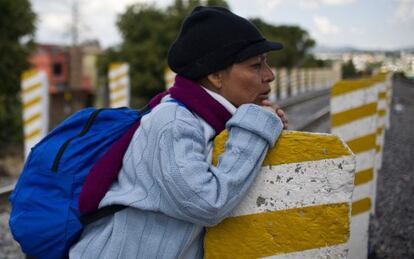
311;45;414;54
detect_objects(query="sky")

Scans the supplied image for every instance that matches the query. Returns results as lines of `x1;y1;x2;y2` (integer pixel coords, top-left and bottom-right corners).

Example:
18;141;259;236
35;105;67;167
30;0;414;50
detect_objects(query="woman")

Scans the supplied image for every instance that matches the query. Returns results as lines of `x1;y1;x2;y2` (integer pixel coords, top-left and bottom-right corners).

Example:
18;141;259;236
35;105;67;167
70;6;288;258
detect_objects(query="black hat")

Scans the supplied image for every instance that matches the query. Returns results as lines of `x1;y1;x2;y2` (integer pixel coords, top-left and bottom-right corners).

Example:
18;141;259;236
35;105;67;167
167;6;283;80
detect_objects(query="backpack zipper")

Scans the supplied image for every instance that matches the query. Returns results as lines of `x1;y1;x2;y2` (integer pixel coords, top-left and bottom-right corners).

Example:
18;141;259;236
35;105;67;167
51;109;104;172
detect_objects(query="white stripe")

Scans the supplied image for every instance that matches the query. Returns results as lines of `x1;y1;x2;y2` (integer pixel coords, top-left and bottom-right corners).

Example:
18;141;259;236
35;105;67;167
352;180;372;202
110;89;127;100
349;212;369;259
376;83;386;92
21;85;43;104
109;76;129;88
22;73;43;89
23;104;42;121
261;243;348;259
110;98;128;108
23;119;42;134
355;149;376;172
109;64;128;78
378;99;387;110
230;155;355;217
331;115;377;142
377;116;386;127
331;85;378;114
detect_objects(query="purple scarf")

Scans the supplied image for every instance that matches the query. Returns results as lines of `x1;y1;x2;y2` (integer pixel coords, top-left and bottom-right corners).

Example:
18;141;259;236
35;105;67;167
78;76;232;214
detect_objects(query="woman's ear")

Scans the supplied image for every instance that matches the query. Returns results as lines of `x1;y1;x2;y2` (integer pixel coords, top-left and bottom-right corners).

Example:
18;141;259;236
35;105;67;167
206;72;223;90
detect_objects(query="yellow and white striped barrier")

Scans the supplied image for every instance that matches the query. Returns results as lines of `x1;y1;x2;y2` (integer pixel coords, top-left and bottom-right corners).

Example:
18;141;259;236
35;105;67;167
165;67;176;89
299;69;306;93
375;74;388;171
290;69;299;96
108;63;130;108
205;131;356;258
385;74;393;129
373;73;392;214
331;78;379;259
21;69;49;158
269;68;277;103
278;69;288;99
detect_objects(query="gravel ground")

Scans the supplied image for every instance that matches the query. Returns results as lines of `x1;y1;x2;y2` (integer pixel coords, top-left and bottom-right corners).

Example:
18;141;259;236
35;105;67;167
369;77;414;258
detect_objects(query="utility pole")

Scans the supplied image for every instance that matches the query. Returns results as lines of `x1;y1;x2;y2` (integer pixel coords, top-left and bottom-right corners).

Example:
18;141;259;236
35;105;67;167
68;0;82;91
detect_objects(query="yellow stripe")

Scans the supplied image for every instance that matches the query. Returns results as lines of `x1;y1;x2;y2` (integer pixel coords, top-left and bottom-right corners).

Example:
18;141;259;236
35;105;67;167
354;168;374;186
110;95;127;106
331;79;377;96
352;198;371;216
213;131;352;167
110;72;128;83
110;83;128;94
204;203;349;258
21;69;38;81
331;102;377;127
346;133;376;154
378;109;386;117
109;62;125;71
378;92;387;99
23;96;42;110
22;82;41;95
24;113;41;126
376;145;381;153
25;129;41;141
377;127;384;136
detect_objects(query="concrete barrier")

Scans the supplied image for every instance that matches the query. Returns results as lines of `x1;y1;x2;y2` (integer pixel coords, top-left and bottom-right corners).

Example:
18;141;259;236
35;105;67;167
108;62;130;108
331;78;380;259
375;75;388;171
270;68;277;103
278;69;289;99
290;69;299;96
205;131;356;258
385;74;393;129
21;69;49;158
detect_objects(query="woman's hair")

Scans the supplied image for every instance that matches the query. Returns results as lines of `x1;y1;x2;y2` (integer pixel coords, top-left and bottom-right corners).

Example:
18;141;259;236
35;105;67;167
167;6;283;81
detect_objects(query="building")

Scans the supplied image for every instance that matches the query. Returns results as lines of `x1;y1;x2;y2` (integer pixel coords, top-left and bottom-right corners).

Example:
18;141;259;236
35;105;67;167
28;42;102;128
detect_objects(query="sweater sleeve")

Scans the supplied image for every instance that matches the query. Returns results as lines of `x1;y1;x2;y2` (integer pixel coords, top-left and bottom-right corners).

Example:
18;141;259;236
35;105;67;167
156;104;283;226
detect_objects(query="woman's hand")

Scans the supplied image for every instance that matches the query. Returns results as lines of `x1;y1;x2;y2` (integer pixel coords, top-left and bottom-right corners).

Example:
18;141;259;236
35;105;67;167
261;100;288;129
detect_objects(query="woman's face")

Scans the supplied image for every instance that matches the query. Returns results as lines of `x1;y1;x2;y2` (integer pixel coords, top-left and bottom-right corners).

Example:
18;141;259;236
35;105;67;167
219;54;275;107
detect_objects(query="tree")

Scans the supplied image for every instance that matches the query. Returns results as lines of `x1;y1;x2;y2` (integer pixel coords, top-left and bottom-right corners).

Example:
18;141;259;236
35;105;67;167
342;59;358;79
0;0;36;149
102;1;317;102
250;18;315;69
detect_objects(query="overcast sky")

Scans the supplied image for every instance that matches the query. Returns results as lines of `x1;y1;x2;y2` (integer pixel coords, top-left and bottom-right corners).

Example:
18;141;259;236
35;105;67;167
30;0;414;50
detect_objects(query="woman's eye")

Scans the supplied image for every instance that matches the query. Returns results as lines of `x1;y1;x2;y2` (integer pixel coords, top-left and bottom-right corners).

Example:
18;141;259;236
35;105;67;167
252;63;261;69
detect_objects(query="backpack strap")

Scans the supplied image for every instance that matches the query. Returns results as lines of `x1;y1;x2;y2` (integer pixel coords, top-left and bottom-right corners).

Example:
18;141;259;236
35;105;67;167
80;205;128;225
79;101;186;226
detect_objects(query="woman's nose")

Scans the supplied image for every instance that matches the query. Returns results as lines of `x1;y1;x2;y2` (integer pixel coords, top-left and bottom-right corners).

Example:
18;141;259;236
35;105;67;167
263;64;275;83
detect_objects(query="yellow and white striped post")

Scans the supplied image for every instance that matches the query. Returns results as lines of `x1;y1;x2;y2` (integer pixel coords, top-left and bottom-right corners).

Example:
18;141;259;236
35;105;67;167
371;73;391;214
385;74;393;129
21;69;49;158
299;69;306;93
269;68;277;103
108;63;130;108
290;68;299;96
278;68;288;99
164;67;176;89
205;131;356;258
331;78;379;259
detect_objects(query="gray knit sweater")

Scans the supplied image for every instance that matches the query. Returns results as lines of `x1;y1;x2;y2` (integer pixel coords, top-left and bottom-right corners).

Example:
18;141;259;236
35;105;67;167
69;100;282;259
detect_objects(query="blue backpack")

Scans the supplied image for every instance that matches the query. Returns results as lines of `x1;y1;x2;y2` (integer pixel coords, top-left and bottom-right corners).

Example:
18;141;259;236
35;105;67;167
8;106;151;259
